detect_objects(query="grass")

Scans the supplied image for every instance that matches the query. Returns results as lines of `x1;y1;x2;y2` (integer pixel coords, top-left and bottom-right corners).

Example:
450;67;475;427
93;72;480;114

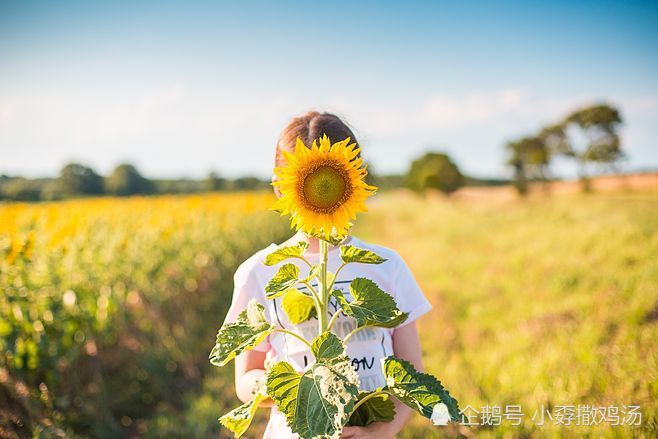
353;189;658;437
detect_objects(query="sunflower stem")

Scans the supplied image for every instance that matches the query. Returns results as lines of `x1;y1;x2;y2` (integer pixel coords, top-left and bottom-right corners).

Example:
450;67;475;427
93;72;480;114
318;238;329;333
273;328;313;350
301;281;321;305
327;308;343;332
328;261;347;292
344;324;371;344
351;389;390;413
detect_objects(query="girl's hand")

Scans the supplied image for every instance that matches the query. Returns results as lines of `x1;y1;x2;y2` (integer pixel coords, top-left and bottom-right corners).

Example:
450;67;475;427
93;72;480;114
343;322;424;439
341;422;396;439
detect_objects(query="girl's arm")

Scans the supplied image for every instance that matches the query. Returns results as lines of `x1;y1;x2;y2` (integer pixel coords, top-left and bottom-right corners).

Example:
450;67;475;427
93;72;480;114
234;350;274;407
342;321;424;439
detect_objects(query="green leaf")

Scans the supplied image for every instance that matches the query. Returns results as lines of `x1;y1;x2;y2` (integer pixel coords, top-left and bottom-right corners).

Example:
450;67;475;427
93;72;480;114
308;229;347;246
334;278;408;328
265;362;301;425
209;299;274;367
219;391;268;438
382;356;461;422
266;357;360;438
324;234;347;246
265;264;300;299
311;331;344;360
348;391;395;426
340;245;388;264
282;288;316;324
264;241;309;266
378;312;409;328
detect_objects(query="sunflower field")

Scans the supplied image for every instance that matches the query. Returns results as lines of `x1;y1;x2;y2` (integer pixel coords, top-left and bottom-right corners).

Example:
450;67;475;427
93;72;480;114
1;188;657;438
0;193;290;437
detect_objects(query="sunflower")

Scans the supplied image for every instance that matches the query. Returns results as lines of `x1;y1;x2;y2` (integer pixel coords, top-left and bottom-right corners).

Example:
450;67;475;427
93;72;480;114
271;134;377;241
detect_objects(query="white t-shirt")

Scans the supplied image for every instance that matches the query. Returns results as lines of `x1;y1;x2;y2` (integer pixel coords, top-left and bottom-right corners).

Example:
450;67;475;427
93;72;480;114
222;231;433;438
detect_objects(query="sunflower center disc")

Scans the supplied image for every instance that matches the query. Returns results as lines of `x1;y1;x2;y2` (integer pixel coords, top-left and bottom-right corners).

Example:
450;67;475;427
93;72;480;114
303;166;347;210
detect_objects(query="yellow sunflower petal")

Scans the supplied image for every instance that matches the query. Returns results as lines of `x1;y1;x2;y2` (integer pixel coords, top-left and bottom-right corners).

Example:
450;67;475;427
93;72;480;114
270;135;377;240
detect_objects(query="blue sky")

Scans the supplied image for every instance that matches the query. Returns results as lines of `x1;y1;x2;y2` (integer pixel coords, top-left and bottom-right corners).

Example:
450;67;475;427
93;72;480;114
1;0;657;179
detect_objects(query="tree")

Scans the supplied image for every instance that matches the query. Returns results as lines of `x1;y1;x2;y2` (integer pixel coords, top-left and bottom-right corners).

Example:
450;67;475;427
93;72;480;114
203;171;227;192
0;178;42;201
405;152;464;195
232;177;267;191
105;163;153;196
562;103;624;191
538;123;571;156
505;136;551;195
40;180;64;201
505;140;528;196
58;163;104;196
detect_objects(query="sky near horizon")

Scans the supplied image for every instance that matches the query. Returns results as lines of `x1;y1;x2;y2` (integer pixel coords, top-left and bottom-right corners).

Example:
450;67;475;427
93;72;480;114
1;0;657;179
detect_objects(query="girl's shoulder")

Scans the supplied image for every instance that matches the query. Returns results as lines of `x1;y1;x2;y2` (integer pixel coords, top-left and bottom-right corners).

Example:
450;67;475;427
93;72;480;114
236;232;303;275
232;232;310;283
232;242;279;285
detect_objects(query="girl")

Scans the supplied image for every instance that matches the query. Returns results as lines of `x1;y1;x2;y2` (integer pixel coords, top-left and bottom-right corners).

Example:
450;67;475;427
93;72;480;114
223;112;433;438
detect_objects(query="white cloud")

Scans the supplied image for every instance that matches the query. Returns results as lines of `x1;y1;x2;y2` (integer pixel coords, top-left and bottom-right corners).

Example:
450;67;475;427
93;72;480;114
1;83;656;178
418;88;528;127
326;89;658;177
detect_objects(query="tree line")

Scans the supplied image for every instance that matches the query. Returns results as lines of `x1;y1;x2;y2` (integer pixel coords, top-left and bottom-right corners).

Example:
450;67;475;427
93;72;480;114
0;102;626;201
0;161;504;202
0;164;271;201
505;102;624;194
401;102;625;196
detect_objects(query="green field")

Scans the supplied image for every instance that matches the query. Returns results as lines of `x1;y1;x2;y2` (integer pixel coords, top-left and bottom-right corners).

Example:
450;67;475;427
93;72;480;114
1;189;656;438
355;190;658;437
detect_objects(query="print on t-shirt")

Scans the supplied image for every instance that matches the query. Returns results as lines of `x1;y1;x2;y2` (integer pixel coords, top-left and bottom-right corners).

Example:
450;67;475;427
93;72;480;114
271;277;391;391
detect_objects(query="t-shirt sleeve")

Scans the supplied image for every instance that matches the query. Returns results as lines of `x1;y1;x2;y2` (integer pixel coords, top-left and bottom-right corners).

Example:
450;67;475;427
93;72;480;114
221;259;271;353
392;255;433;328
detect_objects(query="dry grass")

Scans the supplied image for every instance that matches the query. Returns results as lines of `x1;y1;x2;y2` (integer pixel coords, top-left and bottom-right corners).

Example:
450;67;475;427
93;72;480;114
355;188;658;437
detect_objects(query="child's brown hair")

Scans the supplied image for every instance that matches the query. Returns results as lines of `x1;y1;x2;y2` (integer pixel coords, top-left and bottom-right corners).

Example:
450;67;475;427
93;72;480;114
274;111;360;168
